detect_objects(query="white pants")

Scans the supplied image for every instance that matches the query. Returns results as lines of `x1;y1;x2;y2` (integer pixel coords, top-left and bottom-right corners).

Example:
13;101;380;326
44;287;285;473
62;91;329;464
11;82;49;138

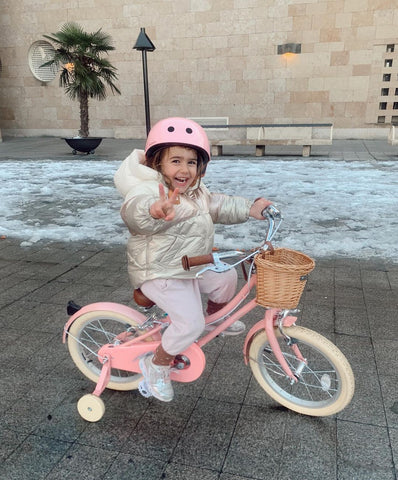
141;268;237;355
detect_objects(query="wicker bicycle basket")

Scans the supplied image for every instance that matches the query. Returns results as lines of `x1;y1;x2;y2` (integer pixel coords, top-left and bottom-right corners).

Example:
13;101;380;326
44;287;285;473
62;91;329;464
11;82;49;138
254;247;315;309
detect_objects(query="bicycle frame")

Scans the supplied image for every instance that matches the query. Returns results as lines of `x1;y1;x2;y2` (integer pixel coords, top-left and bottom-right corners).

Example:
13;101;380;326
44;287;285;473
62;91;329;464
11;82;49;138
64;204;304;398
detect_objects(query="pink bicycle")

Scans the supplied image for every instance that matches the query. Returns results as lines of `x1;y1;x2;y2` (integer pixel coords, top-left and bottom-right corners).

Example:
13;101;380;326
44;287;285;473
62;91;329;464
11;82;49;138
64;206;355;422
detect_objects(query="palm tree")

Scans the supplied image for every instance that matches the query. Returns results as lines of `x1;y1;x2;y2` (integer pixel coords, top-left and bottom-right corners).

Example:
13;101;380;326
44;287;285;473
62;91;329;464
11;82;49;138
43;22;121;138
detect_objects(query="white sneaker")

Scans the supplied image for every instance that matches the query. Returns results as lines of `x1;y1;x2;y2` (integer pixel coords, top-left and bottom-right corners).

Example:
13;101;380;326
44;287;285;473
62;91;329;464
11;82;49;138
205;320;246;336
139;353;174;402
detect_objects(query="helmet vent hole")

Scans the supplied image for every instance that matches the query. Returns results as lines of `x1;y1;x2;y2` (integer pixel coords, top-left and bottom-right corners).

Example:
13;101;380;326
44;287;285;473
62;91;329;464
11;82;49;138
186;128;193;134
168;126;175;132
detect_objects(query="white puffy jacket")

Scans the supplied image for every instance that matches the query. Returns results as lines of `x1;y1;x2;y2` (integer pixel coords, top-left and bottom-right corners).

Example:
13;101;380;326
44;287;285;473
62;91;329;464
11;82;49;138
114;149;252;288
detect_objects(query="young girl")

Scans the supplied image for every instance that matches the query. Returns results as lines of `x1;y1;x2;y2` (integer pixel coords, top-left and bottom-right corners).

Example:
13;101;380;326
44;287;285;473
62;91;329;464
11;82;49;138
114;117;272;402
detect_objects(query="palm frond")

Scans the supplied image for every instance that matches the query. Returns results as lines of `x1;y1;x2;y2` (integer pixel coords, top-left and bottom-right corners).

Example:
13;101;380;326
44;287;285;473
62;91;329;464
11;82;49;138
43;22;121;137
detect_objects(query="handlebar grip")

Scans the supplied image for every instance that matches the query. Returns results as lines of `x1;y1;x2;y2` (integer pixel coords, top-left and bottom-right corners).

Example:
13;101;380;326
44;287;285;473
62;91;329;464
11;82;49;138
181;254;214;271
262;204;281;219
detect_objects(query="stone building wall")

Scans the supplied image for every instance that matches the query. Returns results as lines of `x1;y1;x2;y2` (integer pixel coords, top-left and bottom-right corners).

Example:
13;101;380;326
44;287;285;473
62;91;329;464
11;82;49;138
0;0;397;139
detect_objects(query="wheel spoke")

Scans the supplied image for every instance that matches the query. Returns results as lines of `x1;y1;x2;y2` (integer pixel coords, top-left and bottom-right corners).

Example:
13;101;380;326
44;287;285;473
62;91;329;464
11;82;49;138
94;319;118;343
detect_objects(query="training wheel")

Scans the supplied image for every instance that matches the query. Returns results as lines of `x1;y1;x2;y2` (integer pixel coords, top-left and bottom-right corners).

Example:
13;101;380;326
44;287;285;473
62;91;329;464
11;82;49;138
77;394;105;422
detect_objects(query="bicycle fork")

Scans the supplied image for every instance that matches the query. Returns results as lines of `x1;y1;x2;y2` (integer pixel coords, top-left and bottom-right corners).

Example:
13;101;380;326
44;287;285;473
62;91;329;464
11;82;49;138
262;308;306;383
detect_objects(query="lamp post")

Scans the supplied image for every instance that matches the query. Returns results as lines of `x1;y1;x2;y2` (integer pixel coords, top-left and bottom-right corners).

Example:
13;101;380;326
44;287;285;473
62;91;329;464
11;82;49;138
133;27;156;136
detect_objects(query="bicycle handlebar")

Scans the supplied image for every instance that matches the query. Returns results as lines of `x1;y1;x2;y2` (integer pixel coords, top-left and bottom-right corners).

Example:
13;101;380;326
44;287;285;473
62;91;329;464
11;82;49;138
261;204;281;221
181;205;282;272
182;253;214;271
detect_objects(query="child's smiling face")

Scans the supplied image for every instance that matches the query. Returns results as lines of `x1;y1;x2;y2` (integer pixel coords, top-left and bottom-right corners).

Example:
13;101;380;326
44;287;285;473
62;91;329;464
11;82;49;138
160;146;198;193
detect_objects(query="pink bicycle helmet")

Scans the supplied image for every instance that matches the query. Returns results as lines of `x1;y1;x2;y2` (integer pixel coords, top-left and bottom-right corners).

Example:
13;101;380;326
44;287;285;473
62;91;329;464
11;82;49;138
145;117;211;167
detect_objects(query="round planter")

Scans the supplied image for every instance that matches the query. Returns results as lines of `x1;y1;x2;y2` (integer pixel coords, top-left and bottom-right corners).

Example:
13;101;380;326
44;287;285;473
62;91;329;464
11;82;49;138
64;137;103;155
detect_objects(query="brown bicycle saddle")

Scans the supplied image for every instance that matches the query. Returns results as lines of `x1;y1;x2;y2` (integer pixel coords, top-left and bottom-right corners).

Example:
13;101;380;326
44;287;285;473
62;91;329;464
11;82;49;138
133;288;155;308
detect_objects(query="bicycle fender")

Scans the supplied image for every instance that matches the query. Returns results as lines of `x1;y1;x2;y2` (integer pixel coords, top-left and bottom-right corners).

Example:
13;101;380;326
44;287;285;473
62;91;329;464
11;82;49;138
243;321;266;365
62;302;147;343
242;314;297;365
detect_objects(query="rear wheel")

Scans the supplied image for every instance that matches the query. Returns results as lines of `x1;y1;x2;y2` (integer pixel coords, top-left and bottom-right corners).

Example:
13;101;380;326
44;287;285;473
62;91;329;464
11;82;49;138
249;326;355;416
68;310;145;390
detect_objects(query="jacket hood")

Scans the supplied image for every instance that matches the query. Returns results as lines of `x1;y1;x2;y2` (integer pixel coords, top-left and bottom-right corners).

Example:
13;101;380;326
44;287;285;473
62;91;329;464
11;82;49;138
114;149;161;199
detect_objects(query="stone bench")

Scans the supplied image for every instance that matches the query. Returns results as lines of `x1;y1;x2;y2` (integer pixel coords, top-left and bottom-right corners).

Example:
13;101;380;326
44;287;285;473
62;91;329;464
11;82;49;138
204;123;333;157
388;125;398;145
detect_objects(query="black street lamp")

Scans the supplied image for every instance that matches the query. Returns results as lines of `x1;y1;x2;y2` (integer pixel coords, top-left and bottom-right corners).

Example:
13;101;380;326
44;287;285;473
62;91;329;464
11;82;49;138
133;28;156;136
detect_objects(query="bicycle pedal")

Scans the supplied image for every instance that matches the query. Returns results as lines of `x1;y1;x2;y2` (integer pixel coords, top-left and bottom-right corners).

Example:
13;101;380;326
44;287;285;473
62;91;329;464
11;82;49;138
138;380;152;398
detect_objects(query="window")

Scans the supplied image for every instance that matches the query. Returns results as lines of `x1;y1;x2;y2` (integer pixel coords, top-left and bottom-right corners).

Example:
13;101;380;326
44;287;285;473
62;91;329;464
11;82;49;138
28;40;57;82
392;116;398;124
374;44;398;123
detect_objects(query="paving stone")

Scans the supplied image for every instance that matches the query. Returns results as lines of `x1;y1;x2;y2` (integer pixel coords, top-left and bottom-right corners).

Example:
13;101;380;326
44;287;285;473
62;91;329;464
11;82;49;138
121;394;197;461
172;398;241;470
335;305;370;336
44;443;118;480
299;303;335;334
222;405;286;478
387;427;398;479
278;415;337;480
367;306;398;339
0;434;71;479
379;375;398;429
102;452;165;480
337;421;395;480
163;464;219;479
373;339;398;376
364;288;398;308
201;339;251;404
0;428;29;463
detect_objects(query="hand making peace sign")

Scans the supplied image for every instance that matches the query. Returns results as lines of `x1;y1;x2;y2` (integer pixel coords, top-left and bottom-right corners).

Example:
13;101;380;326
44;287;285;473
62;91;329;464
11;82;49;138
149;184;180;221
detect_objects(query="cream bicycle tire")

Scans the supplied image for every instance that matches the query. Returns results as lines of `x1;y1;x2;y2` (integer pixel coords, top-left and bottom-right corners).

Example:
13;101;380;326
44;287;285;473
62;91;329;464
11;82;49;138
68;310;143;391
249;326;355;416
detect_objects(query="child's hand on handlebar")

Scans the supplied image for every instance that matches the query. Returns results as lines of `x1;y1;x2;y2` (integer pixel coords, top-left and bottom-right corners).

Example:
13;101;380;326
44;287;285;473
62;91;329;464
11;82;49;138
150;184;180;221
249;198;273;220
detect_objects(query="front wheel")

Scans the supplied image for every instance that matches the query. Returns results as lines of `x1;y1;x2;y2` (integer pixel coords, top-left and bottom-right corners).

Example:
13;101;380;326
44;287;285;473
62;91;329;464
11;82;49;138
249;326;355;416
68;310;145;391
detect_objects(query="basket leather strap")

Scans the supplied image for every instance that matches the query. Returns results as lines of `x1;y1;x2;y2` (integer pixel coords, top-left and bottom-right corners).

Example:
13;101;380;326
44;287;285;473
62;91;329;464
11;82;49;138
265;241;275;254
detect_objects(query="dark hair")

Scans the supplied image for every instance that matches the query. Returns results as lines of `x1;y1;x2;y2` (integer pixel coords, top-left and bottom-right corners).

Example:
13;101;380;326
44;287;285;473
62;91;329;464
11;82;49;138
145;146;206;190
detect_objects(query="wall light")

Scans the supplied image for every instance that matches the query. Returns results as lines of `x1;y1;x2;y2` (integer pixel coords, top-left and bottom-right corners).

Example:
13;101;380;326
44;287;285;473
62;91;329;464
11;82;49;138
277;43;301;55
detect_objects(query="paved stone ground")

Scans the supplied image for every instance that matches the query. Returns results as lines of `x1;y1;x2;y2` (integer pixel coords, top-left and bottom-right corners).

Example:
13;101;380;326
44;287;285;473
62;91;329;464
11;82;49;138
0;137;397;479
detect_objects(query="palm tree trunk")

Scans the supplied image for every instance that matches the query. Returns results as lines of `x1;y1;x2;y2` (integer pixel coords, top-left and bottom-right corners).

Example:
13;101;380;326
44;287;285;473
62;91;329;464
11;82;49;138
79;92;89;137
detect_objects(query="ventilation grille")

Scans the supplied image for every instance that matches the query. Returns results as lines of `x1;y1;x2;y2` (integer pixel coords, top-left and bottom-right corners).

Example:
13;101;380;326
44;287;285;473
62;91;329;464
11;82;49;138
28;41;57;82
